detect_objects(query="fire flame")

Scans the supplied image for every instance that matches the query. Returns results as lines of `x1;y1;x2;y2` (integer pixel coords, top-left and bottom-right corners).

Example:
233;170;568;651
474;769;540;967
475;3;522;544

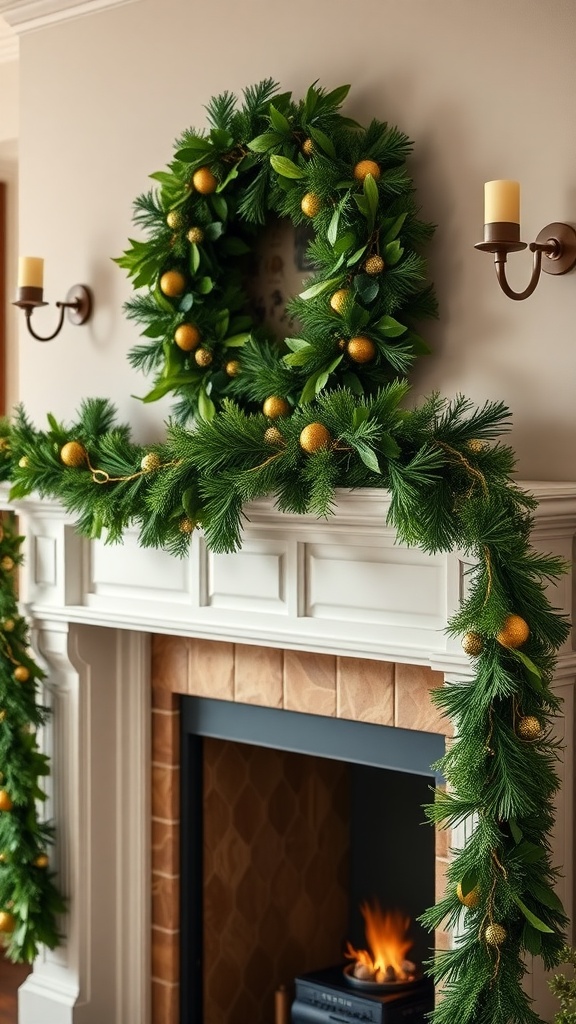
344;903;414;981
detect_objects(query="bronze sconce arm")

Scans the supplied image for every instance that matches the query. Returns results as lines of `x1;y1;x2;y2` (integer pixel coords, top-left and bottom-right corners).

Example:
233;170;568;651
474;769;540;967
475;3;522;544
13;283;92;342
475;221;576;301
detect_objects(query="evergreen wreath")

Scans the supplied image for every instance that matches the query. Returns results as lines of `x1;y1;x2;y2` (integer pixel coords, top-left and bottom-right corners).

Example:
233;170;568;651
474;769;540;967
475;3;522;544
0;79;571;1024
115;79;437;422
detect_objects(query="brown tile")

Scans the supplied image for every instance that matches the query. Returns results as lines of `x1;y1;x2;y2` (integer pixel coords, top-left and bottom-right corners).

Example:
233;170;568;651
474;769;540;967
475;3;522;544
234;644;283;708
151;764;180;821
151;634;189;694
152;819;180;876
152;688;179;711
435;857;449;903
283;651;336;716
394;664;453;736
151;980;179;1024
189;639;234;699
151;926;179;984
337;657;394;725
152;873;180;932
434;930;452;951
152;709;180;767
435;823;450;861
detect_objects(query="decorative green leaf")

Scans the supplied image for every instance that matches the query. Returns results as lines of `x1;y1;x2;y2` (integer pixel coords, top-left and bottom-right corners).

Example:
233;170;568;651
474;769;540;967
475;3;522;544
189;244;200;275
269;104;291;133
514;841;545;864
284;347;314;367
223;332;251;348
299;276;341;300
381;213;407;246
509;818;523;844
347;245;368;267
197;277;214;295
352;406;370;427
210;195;228;221
198;387;216;422
512;894;554;933
300;372;322;404
270;155;305;179
363;173;379;221
384;240;403;266
309;126;336;158
376;315;407;338
179;294;194;313
284;338;309;352
248;132;283;152
216;164;240;192
512;650;544;692
354;441;380;474
327;208;340;246
324;84;351;108
333;231;356;256
530;882;564;912
379;433;402;459
205;221;224;242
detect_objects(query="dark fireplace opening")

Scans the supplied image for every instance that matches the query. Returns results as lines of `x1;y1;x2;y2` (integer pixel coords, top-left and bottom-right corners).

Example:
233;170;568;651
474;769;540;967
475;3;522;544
180;698;444;1024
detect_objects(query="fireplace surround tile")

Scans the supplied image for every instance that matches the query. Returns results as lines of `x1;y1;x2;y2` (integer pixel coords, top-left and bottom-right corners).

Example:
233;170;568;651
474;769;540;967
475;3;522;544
283;650;337;715
395;663;453;736
336;656;395;724
189;638;234;699
152;818;180;876
234;643;284;706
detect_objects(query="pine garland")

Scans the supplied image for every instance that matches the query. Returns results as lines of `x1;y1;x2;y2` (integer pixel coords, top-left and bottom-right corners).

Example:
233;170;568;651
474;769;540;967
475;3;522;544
0;510;65;961
0;81;570;1020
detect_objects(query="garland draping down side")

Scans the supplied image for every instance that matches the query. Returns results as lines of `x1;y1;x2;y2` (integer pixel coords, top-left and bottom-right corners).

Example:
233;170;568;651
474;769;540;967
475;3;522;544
0;511;65;961
2;389;570;1024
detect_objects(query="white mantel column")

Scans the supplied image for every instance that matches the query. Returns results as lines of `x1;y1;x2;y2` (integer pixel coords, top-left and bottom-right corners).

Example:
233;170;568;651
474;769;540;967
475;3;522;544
18;622;150;1024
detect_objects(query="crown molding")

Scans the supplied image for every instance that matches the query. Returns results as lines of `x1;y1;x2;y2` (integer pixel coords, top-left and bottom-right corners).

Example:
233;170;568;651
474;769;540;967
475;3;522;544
0;0;139;35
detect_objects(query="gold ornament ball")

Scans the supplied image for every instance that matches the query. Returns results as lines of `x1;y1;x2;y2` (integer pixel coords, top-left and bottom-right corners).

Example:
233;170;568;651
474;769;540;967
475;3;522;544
34;854;49;869
496;613;530;649
456;882;480;908
0;791;13;812
264;426;284;446
187;226;205;244
194;348;213;368
330;288;351;314
364;255;385;276
179;517;196;535
354;159;381;182
14;666;30;683
485;923;507;947
299;422;333;454
140;453;161;473
175;323;201;352
3;620;14;632
192;166;218;194
0;710;6;723
225;360;241;377
166;210;183;230
60;441;87;468
263;396;290;419
301;192;322;218
347;336;377;364
0;911;15;933
160;270;186;298
468;439;486;453
0;853;7;863
462;632;484;657
18;456;29;469
301;138;314;156
517;715;543;741
0;556;14;572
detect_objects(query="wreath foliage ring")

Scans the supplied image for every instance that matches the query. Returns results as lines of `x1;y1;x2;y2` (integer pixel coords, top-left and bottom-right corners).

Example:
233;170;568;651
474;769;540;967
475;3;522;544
117;79;437;423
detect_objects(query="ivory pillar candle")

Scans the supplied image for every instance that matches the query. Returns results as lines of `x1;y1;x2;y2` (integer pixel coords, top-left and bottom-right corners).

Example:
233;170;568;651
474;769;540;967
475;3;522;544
484;181;520;225
17;256;44;290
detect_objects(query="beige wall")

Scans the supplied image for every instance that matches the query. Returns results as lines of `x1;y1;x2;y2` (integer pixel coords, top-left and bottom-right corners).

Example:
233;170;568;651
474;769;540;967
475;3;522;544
13;0;576;475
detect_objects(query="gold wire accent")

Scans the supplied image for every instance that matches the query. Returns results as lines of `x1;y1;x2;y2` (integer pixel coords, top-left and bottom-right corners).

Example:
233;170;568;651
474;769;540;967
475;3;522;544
87;456;180;486
436;440;489;498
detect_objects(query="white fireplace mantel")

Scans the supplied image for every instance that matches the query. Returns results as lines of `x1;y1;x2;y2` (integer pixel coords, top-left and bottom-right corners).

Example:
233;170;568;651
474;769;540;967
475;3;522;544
1;481;575;1024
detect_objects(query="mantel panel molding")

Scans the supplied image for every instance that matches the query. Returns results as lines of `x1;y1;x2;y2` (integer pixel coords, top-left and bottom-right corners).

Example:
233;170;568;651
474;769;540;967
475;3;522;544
0;0;140;34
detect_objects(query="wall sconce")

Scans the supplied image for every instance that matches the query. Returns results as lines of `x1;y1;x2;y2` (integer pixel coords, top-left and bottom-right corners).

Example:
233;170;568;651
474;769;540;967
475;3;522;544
475;180;576;300
13;257;92;341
